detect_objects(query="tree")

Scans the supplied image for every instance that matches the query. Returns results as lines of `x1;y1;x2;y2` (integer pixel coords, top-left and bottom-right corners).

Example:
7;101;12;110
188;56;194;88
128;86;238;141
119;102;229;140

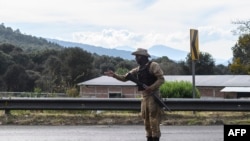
184;52;215;74
0;43;16;53
230;58;249;74
3;64;32;91
92;55;114;74
178;61;190;75
30;49;59;65
153;56;184;75
232;20;250;35
0;50;14;75
230;20;250;74
60;47;94;87
214;64;231;74
43;56;64;92
0;76;6;91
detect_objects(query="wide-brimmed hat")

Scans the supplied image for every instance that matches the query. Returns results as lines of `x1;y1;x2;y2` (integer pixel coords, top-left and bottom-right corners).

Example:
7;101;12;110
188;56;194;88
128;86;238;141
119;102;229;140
131;48;151;57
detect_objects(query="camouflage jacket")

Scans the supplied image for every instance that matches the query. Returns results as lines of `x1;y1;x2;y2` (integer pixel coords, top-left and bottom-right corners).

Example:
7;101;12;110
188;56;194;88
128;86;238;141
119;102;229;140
113;61;165;96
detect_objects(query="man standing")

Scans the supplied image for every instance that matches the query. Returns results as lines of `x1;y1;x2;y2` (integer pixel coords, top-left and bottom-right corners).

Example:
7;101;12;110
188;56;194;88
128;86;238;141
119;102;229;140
104;48;165;141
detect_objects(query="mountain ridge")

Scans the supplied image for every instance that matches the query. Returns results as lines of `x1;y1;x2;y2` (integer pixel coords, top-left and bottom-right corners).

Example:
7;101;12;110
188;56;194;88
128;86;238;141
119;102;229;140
46;39;190;61
46;39;135;60
47;38;230;65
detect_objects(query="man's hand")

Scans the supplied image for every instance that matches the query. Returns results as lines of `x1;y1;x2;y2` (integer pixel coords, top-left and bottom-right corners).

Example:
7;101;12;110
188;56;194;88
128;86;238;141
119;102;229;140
104;70;115;77
144;86;153;93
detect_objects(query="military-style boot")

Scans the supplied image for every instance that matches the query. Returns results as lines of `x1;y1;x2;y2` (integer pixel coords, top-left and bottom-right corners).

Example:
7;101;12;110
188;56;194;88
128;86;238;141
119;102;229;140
147;136;153;141
152;137;159;141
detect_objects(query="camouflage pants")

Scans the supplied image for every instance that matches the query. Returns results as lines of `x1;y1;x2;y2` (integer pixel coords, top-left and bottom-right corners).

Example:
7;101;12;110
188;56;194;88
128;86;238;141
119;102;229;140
141;94;162;138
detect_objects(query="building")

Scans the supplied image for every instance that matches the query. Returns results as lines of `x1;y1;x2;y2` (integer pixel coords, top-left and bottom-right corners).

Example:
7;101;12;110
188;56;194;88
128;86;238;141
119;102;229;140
77;75;250;99
78;76;139;98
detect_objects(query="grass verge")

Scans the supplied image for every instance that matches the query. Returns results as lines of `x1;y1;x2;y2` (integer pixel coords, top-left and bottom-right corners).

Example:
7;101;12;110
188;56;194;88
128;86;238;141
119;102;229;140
1;110;250;125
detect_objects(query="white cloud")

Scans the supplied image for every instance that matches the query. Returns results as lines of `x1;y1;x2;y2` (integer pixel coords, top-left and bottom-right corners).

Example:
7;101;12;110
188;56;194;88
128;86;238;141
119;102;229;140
72;29;140;48
1;0;249;60
201;39;235;60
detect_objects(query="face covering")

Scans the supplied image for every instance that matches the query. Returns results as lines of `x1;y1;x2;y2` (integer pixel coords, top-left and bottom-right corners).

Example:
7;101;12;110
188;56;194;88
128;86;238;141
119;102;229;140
135;55;148;66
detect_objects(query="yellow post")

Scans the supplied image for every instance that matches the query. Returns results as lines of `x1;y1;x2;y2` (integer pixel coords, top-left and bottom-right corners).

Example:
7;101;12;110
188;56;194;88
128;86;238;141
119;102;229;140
190;29;199;60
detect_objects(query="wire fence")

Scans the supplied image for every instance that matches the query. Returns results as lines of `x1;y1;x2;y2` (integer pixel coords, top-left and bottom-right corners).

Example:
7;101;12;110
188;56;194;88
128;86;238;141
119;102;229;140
0;92;68;98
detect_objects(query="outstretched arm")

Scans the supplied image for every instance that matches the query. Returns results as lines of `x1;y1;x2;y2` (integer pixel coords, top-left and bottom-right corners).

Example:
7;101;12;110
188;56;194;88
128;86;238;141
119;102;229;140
104;70;115;77
104;70;127;82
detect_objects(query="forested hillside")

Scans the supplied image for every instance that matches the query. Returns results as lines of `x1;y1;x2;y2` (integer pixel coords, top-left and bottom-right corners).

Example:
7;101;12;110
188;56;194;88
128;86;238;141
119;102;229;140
0;23;232;94
0;23;63;52
0;24;138;93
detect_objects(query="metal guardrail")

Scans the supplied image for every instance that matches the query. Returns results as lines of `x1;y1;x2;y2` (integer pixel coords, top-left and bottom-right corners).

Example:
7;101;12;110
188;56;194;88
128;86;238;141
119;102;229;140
1;98;250;113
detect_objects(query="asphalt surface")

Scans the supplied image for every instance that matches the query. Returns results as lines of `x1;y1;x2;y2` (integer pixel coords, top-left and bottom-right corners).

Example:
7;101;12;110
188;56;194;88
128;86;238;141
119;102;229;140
0;125;223;141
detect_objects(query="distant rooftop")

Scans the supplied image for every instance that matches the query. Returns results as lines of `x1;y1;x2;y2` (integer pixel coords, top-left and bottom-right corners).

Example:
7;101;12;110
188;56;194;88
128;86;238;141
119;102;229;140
78;75;250;87
221;87;250;92
78;76;136;86
164;75;250;87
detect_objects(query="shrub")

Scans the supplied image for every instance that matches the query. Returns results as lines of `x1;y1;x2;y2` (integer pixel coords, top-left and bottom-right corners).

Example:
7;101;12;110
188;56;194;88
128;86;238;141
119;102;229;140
160;81;200;98
66;87;79;97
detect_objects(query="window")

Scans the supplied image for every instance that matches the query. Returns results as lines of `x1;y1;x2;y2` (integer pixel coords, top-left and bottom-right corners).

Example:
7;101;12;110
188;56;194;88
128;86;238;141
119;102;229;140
109;93;122;98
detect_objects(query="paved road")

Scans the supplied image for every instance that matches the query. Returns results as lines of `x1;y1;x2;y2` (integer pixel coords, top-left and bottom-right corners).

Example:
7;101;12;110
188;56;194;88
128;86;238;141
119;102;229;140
0;125;223;141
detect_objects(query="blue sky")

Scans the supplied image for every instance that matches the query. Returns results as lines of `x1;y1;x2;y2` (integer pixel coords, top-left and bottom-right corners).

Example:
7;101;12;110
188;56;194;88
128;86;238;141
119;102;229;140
1;0;250;60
